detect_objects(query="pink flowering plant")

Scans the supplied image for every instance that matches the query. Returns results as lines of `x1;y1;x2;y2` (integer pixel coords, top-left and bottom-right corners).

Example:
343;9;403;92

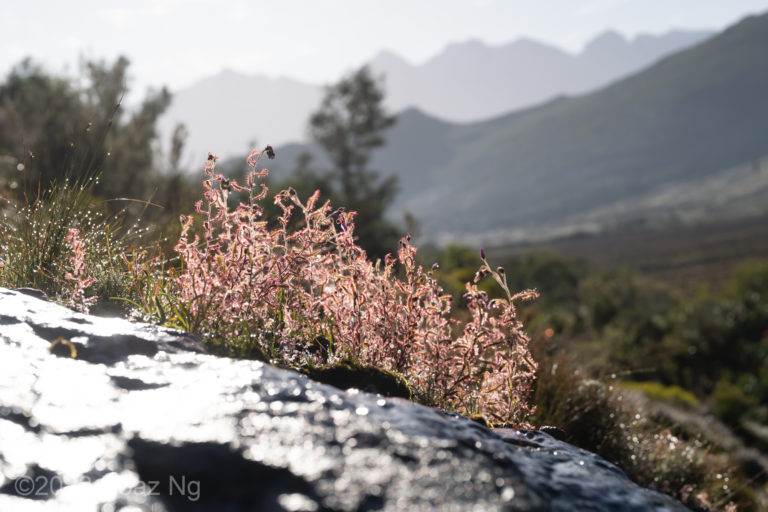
61;227;98;313
168;146;539;424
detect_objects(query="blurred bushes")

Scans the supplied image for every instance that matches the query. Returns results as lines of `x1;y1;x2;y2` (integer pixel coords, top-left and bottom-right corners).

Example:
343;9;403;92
621;381;699;409
710;376;760;426
430;245;767;403
530;346;745;510
468;249;768;430
530;348;628;459
0;56;202;253
0;57;171;202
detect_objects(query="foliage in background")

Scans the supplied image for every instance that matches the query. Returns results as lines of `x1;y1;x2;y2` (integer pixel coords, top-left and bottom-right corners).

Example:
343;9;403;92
438;247;768;430
620;381;699;409
304;66;401;259
0;57;172;203
531;348;747;511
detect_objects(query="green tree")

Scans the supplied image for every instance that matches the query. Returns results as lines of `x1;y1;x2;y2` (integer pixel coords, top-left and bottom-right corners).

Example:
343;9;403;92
307;66;400;258
152;123;197;227
0;58;89;191
0;57;171;204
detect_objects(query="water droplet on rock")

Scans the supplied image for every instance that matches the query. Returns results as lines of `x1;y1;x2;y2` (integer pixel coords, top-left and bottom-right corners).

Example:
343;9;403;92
500;487;515;501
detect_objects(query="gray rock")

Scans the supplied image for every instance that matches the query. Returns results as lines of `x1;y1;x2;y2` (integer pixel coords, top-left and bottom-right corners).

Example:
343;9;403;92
0;287;688;511
13;288;49;301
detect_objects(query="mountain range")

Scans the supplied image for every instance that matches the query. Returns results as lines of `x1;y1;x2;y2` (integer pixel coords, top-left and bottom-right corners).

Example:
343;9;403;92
262;12;768;245
159;29;712;161
370;29;712;122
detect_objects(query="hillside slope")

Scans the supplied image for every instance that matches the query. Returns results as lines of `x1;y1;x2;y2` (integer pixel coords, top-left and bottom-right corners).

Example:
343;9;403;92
366;13;768;242
221;14;767;244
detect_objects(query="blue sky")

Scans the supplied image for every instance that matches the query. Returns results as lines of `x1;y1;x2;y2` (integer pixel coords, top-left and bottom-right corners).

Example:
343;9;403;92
1;0;767;94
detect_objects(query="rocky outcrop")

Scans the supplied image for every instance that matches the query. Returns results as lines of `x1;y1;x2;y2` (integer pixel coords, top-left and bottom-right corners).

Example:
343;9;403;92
0;287;687;511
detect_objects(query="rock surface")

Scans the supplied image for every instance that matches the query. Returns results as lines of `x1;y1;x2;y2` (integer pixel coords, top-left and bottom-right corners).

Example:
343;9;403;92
0;287;688;511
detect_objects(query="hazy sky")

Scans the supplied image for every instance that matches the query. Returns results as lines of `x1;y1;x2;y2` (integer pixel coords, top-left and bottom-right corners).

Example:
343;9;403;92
2;0;767;95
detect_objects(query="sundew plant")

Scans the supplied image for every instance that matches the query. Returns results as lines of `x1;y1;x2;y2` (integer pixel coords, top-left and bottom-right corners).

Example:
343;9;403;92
169;147;539;424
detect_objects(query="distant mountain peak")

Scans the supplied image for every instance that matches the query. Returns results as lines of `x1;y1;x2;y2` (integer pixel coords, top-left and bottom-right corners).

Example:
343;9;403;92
583;30;629;54
370;50;413;69
441;36;563;55
433;39;491;60
507;36;563;51
445;38;488;50
191;68;312;88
